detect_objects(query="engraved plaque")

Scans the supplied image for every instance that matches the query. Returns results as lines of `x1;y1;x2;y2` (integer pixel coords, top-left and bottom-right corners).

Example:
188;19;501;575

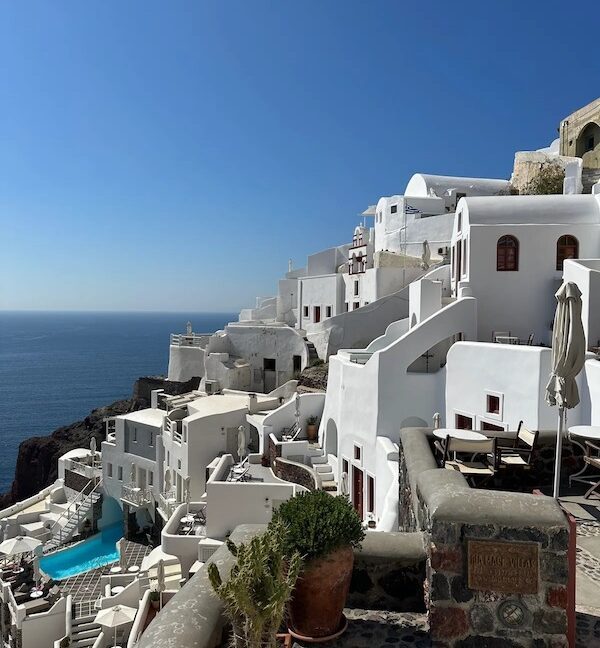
467;540;538;594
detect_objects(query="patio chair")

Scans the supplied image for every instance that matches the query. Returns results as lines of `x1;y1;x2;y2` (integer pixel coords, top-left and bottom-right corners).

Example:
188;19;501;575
492;330;511;343
495;421;538;470
442;437;497;486
526;333;535;346
583;441;600;499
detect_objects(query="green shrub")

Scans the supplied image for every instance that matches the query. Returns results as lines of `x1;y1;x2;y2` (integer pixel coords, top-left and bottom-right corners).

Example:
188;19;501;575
523;163;565;195
309;358;324;367
208;521;301;648
270;490;364;562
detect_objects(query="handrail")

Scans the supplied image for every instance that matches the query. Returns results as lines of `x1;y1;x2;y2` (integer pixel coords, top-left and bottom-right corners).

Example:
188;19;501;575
49;478;103;546
48;478;95;536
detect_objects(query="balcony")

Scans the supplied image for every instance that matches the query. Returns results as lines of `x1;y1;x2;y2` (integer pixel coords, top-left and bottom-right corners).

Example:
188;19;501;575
170;333;210;348
121;484;153;508
157;491;179;520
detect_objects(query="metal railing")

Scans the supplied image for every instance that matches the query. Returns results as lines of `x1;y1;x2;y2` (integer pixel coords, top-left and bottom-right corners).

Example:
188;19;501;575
121;484;153;507
72;597;101;619
157;491;179;519
169;333;210;347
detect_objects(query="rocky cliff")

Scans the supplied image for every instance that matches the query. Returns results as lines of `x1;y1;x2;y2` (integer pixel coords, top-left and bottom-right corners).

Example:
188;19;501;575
0;375;200;509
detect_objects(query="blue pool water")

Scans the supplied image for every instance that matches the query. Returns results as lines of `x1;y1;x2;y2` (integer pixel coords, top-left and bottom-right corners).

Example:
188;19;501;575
40;521;124;580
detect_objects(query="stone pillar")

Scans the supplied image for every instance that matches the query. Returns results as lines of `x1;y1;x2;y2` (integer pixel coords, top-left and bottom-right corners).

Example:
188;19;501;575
426;496;569;647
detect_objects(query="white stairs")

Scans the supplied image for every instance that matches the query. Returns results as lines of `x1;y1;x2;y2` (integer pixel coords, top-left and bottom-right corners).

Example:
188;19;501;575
44;483;102;552
307;444;337;492
70;615;102;648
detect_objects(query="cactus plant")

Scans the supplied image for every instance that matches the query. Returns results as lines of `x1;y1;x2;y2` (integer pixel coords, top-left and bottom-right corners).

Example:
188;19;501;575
208;521;301;648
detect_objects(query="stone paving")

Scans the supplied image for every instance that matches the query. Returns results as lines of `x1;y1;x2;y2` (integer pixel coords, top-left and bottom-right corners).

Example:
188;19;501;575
292;608;431;648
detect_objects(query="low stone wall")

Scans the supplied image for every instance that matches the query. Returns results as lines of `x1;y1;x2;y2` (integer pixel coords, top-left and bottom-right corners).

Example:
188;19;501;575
64;469;96;494
138;524;428;648
272;457;317;491
349;531;426;612
398;427;571;647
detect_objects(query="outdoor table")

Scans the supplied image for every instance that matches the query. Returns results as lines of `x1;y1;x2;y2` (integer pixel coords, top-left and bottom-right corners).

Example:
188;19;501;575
111;586;125;595
127;566;140;573
433;429;487;441
30;590;43;599
11;567;24;574
110;566;122;574
568;425;600;487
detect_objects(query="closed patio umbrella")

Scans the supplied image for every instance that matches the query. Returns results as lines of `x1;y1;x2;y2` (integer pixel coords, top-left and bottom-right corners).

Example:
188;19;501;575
545;282;586;498
130;463;136;486
340;472;349;498
156;559;166;609
164;469;171;494
33;554;41;587
421;240;431;270
184;476;191;516
237;426;247;462
95;604;137;647
0;536;42;557
90;437;97;465
118;537;127;571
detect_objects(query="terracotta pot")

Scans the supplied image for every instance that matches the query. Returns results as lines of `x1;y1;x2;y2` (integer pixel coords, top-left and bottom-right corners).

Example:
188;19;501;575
306;424;317;442
288;546;353;639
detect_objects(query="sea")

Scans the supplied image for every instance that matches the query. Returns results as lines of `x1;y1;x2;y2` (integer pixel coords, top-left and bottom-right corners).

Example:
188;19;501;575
0;311;236;494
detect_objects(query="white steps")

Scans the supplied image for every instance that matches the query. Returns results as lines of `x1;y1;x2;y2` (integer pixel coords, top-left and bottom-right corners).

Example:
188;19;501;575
71;616;102;648
307;444;337;493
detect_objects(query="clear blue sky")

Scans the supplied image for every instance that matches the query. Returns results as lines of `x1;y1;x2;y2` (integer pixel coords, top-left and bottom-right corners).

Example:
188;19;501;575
1;1;598;312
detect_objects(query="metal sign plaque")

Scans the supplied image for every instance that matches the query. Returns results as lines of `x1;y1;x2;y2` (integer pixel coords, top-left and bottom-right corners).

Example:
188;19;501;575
467;540;539;594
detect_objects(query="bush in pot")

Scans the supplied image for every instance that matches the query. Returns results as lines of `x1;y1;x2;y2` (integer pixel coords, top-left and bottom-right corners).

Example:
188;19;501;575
269;490;364;639
306;416;318;442
208;521;302;648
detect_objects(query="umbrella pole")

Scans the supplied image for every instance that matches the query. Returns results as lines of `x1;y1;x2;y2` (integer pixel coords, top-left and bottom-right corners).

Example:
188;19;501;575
114;626;117;647
553;407;565;498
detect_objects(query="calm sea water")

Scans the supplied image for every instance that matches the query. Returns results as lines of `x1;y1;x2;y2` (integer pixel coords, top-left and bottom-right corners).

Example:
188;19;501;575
0;311;235;493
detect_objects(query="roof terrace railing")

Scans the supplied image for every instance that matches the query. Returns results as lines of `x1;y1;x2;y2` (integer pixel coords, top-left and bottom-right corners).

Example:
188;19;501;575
169;333;211;348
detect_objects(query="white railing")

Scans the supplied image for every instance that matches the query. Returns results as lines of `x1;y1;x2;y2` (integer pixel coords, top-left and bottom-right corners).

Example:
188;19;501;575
46;478;103;549
158;491;179;519
73;597;101;619
169;333;210;347
66;458;102;479
121;484;153;507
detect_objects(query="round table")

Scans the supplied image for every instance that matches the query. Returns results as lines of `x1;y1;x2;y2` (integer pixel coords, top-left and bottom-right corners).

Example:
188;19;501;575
127;565;140;573
433;429;487;441
568;425;600;486
111;586;125;595
30;590;43;599
110;566;122;574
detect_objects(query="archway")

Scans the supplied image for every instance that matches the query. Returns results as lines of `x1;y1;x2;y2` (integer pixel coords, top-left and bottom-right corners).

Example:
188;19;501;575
325;419;338;457
576;122;600;166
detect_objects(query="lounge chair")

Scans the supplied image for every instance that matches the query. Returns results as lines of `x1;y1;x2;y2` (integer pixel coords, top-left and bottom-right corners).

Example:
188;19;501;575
495;421;538;470
442;437;497;486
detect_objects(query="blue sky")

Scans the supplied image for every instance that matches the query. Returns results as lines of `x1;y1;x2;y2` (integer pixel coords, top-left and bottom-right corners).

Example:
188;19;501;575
1;1;598;312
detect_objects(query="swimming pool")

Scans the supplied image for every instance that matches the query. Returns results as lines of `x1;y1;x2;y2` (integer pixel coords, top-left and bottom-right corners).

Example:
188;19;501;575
40;521;124;580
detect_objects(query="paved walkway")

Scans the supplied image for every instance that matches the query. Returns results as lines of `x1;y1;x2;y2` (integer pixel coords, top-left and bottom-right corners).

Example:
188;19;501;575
293;609;430;648
60;539;151;604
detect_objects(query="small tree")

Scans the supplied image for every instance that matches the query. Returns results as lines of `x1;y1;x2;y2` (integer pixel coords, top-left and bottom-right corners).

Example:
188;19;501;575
208;522;301;648
523;163;565;195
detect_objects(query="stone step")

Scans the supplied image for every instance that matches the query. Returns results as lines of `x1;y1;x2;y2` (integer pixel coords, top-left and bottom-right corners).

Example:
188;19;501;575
310;456;328;465
314;464;332;473
321;481;338;492
72;628;101;641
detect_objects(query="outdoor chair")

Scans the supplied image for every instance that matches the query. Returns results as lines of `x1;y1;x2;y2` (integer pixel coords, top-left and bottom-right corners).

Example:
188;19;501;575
583;440;600;499
495;421;538;471
442;437;497;486
492;330;511;343
526;333;535;345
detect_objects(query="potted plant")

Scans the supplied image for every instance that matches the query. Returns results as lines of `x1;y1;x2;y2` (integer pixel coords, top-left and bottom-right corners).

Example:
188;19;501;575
306;416;318;442
209;521;301;648
149;588;160;610
261;454;270;467
269;490;364;640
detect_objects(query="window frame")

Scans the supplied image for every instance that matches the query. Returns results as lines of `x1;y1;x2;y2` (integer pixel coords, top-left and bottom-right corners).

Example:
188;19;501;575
496;235;519;272
556;234;579;271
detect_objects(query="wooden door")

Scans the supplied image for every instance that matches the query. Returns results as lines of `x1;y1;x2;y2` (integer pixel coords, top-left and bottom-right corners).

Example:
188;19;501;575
352;466;364;520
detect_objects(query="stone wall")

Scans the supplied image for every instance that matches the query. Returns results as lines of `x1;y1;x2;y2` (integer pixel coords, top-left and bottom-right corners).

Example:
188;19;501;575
64;469;97;494
398;427;571;647
349;531;426;612
272;457;317;491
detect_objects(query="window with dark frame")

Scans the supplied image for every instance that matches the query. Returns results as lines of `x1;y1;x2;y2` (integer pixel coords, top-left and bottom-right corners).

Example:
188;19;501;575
353;302;360;310
486;394;500;414
481;421;505;432
556;235;579;271
263;358;276;372
390;205;397;214
455;414;473;430
497;235;519;271
354;445;361;461
293;355;301;373
367;475;375;514
303;306;309;317
325;305;332;318
342;458;349;475
354;280;359;296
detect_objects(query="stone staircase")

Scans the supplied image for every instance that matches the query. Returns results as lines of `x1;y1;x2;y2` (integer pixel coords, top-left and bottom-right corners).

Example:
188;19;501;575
70;615;102;648
305;339;319;364
44;484;102;552
306;443;337;492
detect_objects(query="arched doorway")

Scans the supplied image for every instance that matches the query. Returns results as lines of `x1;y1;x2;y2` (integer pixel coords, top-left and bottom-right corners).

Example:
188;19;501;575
325;419;338;457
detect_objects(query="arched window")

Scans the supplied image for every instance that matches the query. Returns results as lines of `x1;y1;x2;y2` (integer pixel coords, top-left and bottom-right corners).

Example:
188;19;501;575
556;235;579;271
497;235;519;271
